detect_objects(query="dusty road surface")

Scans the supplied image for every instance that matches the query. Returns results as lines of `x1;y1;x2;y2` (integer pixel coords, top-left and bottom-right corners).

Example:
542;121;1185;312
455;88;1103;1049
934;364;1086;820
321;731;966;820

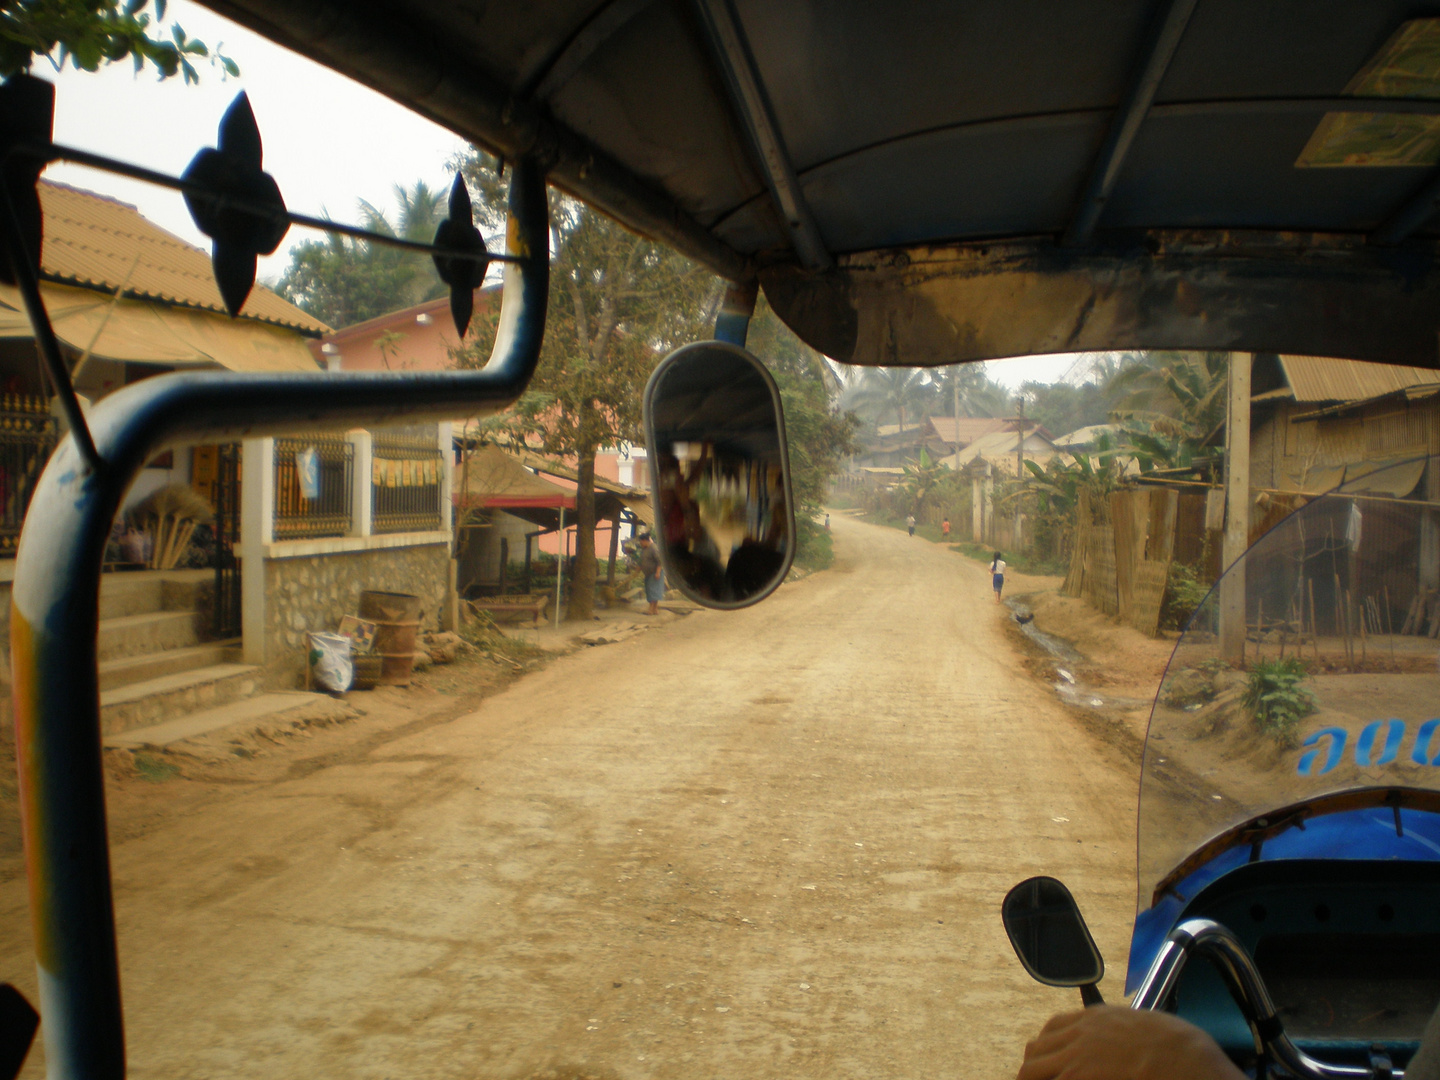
1;514;1142;1080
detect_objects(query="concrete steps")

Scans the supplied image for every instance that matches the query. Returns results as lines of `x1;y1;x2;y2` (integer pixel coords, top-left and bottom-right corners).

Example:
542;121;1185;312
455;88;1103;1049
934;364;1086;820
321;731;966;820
97;610;203;661
98;640;240;691
101;663;260;736
103;692;345;751
93;570;259;737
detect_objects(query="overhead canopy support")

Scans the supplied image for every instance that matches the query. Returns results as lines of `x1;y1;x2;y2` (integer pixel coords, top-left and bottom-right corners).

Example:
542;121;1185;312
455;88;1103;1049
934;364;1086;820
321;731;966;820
1063;0;1199;247
521;0;657;100
693;0;832;271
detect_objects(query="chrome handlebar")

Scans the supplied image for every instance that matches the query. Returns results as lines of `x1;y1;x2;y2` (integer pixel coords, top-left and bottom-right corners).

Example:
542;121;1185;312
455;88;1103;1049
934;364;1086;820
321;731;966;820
1131;918;1395;1080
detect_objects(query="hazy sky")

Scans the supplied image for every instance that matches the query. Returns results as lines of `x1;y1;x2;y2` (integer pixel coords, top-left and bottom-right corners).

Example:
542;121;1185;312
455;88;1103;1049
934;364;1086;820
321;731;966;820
41;0;469;281
38;1;1083;384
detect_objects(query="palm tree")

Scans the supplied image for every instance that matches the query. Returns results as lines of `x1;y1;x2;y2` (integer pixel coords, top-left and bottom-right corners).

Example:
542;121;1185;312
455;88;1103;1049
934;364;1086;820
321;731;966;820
926;363;1008;418
1106;351;1228;440
357;181;450;309
847;367;933;433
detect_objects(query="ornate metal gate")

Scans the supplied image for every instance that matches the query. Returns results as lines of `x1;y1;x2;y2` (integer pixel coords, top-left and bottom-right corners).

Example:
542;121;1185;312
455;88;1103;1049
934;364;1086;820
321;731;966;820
213;443;242;639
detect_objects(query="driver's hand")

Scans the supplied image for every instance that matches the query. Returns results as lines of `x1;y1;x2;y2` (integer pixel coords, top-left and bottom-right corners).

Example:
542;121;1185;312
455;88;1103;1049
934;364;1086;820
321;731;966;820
1017;1006;1247;1080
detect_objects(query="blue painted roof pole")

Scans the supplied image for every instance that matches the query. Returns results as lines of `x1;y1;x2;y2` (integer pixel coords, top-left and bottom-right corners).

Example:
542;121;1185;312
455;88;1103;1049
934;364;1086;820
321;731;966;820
10;153;549;1079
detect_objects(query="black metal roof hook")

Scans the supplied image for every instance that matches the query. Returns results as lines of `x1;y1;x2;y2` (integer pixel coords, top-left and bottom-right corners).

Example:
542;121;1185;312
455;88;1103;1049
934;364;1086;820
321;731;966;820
0;75;102;472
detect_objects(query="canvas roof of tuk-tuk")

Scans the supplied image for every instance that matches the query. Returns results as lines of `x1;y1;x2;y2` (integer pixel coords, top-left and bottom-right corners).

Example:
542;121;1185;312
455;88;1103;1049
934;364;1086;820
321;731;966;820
201;1;1440;370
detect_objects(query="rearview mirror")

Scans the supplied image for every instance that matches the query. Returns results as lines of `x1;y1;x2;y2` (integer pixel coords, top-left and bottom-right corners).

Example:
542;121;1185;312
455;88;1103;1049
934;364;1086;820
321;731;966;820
643;341;795;608
1002;876;1105;1002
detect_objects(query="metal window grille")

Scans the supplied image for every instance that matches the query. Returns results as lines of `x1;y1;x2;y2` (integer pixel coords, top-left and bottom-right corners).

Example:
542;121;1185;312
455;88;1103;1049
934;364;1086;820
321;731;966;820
273;436;353;539
0;394;58;557
371;430;443;534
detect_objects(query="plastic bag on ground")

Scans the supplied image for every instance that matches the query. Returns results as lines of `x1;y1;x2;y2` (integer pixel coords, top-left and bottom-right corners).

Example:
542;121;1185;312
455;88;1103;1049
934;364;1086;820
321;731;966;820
307;631;353;693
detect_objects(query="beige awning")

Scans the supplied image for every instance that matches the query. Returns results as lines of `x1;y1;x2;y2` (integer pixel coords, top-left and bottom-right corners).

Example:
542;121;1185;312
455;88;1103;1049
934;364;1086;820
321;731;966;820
0;282;321;373
1339;457;1427;498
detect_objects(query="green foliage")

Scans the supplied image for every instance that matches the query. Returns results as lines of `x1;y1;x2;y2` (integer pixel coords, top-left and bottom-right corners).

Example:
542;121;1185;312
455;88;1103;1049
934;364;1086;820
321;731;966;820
899;445;947;514
275;179;454;329
747;294;861;516
132;750;179;782
1160;561;1211;631
950;540;1066;577
793;516;833;571
842;366;930;433
1021;379;1112;437
0;0;236;82
1243;657;1317;743
457;172;717;619
1109;351;1227;473
838;363;1009;434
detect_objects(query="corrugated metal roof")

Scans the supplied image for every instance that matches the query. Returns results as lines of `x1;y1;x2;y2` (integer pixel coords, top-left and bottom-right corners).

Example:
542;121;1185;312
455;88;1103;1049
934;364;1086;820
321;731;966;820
38;181;329;336
1278;355;1440;403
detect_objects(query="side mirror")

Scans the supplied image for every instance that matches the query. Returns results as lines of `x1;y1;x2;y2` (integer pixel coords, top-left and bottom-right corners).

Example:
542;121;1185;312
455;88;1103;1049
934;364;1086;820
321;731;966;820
643;341;795;608
1002;876;1106;1005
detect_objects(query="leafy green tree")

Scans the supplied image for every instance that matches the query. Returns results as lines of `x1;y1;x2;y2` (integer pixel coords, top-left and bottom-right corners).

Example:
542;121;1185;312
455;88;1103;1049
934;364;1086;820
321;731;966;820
459;186;715;620
1;0;236;82
275;180;454;328
927;364;1008;419
747;294;860;563
900;446;947;515
1108;351;1228;441
1020;379;1111;437
845;366;932;433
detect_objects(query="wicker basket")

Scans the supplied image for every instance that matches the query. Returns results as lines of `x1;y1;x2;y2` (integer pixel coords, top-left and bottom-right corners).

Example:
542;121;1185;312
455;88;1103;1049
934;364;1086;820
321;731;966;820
351;654;384;690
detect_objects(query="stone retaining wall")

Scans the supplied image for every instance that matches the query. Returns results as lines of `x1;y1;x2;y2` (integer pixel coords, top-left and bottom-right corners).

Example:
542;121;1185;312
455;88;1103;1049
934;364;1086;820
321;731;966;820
264;542;449;686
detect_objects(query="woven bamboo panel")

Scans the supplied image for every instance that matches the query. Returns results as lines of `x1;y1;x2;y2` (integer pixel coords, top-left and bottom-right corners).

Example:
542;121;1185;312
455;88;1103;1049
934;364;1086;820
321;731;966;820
1130;560;1171;637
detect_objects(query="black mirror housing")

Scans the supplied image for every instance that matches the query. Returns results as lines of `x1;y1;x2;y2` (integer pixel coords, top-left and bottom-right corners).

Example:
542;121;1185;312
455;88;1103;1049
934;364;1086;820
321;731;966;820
643;341;796;609
1002;876;1106;989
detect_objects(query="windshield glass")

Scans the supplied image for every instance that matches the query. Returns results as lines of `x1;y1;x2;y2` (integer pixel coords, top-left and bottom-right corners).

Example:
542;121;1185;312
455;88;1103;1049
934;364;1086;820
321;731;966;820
1138;458;1440;913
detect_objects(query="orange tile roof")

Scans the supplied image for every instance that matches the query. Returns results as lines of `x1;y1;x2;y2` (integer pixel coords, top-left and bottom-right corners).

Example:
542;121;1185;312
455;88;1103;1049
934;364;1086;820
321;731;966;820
37;180;329;336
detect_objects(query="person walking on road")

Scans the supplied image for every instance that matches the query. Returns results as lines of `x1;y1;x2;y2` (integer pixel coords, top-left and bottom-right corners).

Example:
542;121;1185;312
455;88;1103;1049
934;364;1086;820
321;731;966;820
638;532;664;615
991;551;1006;603
906;514;916;537
941;516;951;538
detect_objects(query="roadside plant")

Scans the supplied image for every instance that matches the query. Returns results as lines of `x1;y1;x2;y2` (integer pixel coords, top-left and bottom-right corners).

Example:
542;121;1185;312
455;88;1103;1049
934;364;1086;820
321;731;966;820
1242;657;1316;744
899;446;947;514
1160;561;1211;631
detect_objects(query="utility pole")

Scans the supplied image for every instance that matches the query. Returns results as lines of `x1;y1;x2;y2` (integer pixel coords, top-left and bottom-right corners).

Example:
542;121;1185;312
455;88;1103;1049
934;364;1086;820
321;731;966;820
1015;395;1025;479
1015;394;1026;550
1220;353;1252;663
953;380;961;472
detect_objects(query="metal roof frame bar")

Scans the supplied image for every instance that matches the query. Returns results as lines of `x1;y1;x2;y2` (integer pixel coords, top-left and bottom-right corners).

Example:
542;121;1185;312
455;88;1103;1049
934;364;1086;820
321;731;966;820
693;0;832;271
1063;0;1200;246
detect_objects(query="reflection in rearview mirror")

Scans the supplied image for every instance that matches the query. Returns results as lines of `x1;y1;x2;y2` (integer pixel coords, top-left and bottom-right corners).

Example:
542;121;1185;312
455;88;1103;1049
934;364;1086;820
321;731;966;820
643;342;795;609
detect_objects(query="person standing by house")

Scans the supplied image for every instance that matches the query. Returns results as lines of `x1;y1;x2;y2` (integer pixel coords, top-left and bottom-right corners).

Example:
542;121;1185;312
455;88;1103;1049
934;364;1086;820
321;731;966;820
942;516;951;539
991;551;1006;602
906;513;916;537
638;532;664;615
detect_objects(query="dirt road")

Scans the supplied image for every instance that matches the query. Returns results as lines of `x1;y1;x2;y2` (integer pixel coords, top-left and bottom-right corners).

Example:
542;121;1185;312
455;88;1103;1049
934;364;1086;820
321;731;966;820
1;514;1141;1080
